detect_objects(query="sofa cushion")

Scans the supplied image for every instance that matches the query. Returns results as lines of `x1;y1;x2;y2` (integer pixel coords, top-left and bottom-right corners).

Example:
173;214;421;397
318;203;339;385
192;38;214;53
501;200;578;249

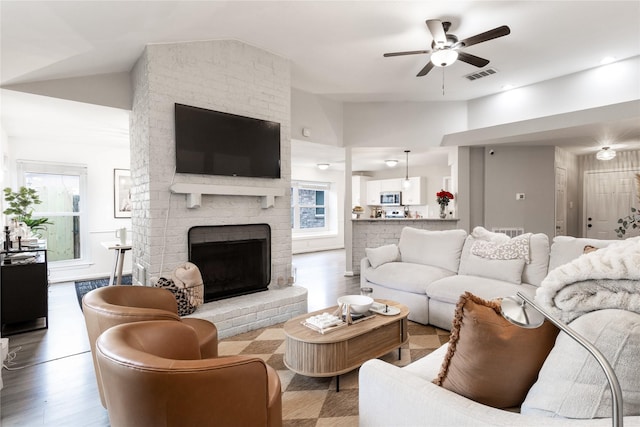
522;309;640;418
365;244;399;268
363;262;456;295
521;233;550;287
398;227;467;273
433;292;559;409
426;275;537;305
458;236;526;284
548;236;620;272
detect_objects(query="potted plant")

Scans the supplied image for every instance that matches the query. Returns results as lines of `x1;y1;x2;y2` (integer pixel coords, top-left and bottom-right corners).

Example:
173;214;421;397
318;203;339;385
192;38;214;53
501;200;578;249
615;207;639;238
3;187;51;236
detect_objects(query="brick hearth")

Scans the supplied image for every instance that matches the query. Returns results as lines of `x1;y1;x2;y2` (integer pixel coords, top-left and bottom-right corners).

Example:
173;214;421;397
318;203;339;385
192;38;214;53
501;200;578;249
185;286;307;339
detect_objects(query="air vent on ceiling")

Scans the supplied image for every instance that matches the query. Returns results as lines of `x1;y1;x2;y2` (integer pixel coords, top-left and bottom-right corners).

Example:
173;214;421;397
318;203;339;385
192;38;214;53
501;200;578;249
464;68;498;81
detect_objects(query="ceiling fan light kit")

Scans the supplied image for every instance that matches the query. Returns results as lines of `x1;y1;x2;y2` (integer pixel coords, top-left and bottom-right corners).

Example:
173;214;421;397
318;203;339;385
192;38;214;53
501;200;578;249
431;49;458;67
596;147;616;161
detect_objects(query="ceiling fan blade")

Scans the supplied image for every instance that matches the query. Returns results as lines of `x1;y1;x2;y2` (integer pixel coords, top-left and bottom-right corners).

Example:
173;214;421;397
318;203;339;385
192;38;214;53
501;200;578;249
459;25;511;48
426;19;447;46
416;61;435;77
457;51;490;68
383;49;431;57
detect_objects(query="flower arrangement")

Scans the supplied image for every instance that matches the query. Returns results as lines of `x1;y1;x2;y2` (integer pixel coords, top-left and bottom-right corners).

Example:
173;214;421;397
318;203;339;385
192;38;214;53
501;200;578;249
436;190;454;206
436;190;454;219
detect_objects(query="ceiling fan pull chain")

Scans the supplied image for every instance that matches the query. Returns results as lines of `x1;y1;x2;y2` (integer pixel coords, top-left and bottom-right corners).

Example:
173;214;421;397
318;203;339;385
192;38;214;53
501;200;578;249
442;67;445;96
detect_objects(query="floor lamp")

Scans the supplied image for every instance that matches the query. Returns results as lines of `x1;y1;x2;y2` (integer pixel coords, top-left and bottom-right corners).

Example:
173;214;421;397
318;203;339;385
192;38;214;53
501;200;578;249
500;292;623;427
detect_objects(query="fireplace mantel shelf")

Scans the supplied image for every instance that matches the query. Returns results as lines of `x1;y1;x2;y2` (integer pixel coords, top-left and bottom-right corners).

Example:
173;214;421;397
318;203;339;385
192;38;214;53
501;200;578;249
170;183;285;209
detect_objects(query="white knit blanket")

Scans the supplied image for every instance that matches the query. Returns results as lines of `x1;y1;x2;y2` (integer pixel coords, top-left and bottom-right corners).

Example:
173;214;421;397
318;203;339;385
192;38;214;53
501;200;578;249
536;236;640;322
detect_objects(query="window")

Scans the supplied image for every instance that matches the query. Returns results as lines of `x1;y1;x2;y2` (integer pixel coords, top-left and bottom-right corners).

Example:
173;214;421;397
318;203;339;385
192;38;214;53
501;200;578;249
291;181;330;232
18;161;88;264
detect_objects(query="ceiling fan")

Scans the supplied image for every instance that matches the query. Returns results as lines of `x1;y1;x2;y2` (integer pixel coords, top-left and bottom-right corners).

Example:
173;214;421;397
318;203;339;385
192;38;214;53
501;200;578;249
384;19;511;77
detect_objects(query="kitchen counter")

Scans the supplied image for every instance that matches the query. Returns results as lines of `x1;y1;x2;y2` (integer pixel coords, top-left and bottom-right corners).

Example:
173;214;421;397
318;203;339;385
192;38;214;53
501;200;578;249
351;217;459;275
353;217;458;221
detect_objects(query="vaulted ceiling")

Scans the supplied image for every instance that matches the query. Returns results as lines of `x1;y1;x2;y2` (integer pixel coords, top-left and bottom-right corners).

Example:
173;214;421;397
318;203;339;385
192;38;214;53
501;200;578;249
1;1;639;170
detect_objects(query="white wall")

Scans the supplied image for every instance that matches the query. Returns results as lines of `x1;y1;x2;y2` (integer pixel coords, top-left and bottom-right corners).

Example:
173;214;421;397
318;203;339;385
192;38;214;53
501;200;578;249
467;57;640;129
343;101;467;148
291;88;343;147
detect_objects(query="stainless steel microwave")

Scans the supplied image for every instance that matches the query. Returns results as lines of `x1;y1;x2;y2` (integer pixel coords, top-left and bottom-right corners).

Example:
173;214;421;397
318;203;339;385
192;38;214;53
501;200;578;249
380;191;402;206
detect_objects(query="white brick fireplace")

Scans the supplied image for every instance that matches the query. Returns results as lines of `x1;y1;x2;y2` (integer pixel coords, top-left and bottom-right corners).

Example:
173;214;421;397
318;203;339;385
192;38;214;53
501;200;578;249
129;40;306;336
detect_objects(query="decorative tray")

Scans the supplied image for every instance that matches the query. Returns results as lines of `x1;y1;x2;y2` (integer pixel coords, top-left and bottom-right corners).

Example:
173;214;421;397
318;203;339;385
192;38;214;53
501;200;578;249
302;310;377;334
370;302;400;316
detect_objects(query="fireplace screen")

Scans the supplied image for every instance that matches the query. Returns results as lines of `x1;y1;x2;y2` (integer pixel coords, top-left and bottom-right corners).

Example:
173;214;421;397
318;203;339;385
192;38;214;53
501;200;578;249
188;224;270;302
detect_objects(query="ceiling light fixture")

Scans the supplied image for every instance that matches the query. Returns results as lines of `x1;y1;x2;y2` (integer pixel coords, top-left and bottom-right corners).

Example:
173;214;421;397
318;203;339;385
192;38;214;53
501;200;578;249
431;49;458;67
385;159;398;167
596;147;616;161
403;150;411;189
317;163;330;170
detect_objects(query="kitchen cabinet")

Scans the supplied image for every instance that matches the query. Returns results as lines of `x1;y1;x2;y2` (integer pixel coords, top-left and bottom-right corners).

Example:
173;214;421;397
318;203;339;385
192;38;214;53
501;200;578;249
402;177;428;205
1;248;48;335
366;180;381;205
366;177;426;205
379;178;402;192
352;175;370;208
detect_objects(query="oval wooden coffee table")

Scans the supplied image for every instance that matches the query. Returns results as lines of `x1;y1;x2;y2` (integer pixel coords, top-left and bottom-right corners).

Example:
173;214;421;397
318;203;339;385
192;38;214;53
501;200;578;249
283;299;409;391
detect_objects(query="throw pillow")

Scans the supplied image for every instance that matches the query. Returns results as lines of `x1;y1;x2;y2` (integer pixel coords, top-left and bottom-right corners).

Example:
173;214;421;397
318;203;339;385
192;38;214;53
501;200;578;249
583;245;599;254
397;227;467;272
365;244;400;268
521;309;640;418
154;277;197;316
433;292;559;408
458;236;526;284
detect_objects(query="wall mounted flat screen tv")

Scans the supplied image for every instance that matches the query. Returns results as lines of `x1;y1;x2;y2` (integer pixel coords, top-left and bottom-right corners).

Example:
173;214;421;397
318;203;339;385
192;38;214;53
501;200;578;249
174;103;281;178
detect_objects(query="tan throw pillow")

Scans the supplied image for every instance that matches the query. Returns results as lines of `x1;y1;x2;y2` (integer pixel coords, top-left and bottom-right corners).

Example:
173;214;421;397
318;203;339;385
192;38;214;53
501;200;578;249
583;245;598;254
433;292;559;408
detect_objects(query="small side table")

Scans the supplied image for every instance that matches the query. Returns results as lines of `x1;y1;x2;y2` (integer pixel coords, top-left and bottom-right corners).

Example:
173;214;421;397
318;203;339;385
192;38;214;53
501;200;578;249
101;241;132;286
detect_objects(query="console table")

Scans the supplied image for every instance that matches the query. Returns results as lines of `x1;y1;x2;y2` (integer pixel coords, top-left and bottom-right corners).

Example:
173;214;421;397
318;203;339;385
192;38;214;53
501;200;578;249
1;248;48;335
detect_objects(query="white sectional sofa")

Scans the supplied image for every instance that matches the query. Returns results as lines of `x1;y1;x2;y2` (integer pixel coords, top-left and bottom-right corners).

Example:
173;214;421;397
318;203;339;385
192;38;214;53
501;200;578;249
361;226;551;330
359;229;640;426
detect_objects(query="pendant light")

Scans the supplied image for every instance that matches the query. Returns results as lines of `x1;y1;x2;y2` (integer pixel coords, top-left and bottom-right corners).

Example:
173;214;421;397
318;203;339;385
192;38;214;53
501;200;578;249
403;150;411;189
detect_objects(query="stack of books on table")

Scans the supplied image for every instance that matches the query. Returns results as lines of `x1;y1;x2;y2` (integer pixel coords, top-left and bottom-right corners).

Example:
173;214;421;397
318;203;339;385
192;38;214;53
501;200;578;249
302;312;346;334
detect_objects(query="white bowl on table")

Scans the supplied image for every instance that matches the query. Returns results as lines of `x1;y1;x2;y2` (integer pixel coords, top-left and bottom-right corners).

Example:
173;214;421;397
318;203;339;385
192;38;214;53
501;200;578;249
337;295;374;314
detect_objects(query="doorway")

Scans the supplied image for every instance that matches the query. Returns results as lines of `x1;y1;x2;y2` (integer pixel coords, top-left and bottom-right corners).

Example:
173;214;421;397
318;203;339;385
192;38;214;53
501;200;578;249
584;169;640;239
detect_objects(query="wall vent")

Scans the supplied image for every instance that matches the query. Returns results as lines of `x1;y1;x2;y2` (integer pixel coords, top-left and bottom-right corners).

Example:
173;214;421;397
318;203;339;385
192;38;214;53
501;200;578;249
464;68;498;81
491;227;525;238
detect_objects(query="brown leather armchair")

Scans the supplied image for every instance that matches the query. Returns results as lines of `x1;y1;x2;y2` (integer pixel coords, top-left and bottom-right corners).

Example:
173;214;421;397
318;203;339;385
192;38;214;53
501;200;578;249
82;285;218;407
96;320;282;427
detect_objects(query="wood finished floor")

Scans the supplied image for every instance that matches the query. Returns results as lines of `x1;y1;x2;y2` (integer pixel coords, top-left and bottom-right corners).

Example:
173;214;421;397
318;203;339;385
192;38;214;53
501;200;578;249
0;249;359;426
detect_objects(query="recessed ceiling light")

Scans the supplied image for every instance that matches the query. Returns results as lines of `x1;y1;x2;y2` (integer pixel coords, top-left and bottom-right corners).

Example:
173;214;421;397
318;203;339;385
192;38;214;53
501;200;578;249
600;56;616;65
